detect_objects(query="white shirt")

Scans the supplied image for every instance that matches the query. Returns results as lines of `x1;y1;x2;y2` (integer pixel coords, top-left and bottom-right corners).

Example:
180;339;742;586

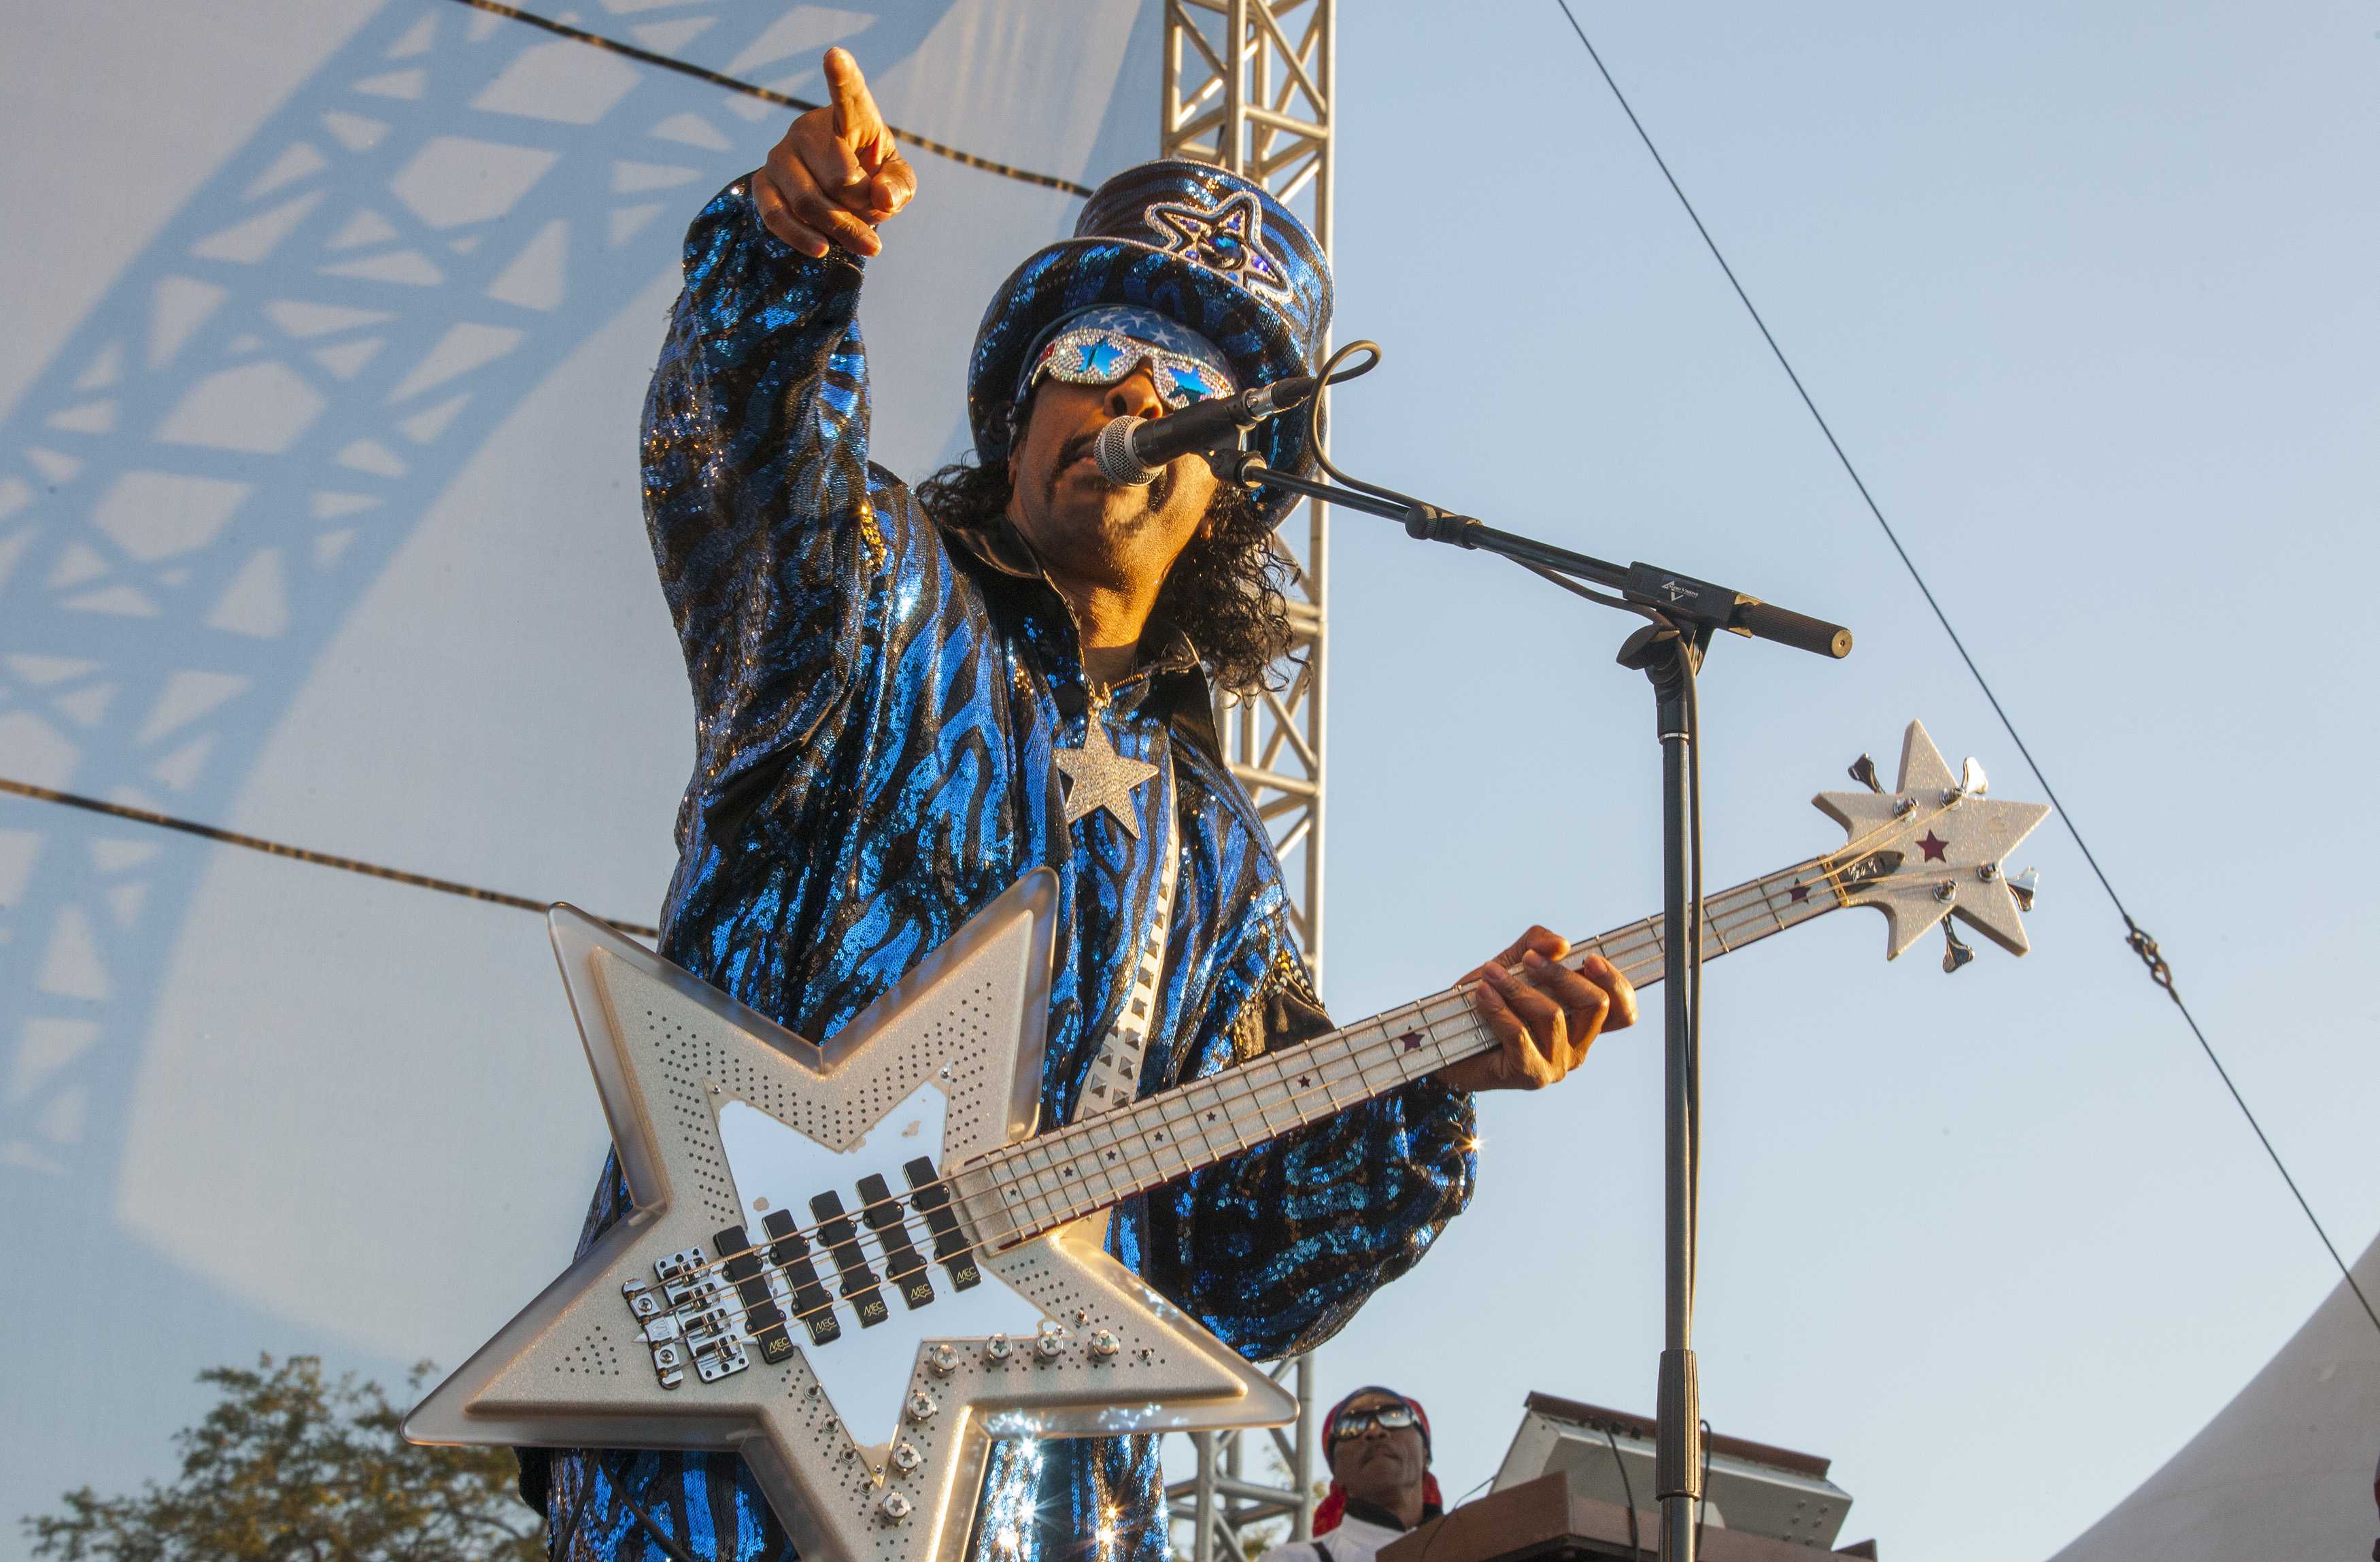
1257;1512;1409;1562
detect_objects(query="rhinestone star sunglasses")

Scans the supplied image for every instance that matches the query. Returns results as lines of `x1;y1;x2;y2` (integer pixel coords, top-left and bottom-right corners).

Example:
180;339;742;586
1022;305;1237;411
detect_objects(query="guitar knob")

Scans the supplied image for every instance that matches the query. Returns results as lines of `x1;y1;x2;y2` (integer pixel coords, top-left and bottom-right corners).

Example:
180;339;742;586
1848;753;1883;793
2007;866;2039;913
1941;921;1975;974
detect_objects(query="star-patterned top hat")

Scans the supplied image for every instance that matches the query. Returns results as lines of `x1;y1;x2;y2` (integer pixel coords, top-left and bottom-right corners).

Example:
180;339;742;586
968;159;1333;525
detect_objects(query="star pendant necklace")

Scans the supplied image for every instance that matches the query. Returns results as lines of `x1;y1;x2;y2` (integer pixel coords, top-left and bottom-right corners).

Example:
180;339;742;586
1055;681;1159;838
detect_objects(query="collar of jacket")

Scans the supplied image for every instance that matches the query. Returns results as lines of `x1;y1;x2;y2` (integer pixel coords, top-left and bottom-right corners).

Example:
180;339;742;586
936;510;1225;766
1339;1496;1421;1534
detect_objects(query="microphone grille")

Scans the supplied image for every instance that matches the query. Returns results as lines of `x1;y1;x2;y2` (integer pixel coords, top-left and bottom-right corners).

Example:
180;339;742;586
1093;416;1158;486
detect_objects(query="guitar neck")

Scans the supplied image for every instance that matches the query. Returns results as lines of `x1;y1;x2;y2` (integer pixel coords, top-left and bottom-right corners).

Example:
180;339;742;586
965;854;1852;1250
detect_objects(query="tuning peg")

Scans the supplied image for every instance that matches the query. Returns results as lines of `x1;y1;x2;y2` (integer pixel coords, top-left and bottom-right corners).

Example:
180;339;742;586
2007;866;2038;913
1941;921;1975;973
1945;755;1988;804
1848;753;1883;793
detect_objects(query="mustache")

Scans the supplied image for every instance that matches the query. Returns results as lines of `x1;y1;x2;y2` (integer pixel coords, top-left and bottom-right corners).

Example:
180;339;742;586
1045;422;1175;510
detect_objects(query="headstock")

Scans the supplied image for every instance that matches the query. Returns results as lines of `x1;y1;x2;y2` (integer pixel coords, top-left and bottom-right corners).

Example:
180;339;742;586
1814;720;2052;968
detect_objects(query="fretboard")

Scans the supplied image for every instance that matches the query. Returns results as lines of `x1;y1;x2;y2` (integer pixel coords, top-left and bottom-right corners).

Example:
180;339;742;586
962;853;1849;1251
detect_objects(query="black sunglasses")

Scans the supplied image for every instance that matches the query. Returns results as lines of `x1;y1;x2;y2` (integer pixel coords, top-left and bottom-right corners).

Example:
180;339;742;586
1330;1402;1419;1440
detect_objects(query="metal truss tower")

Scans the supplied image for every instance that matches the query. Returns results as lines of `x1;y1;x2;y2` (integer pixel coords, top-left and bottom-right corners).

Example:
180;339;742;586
1158;2;1334;1555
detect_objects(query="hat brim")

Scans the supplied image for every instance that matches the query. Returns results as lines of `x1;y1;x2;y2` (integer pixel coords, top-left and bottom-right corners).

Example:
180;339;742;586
969;237;1318;527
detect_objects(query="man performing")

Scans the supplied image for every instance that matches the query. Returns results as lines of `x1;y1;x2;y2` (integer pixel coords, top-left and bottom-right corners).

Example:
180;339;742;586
526;48;1636;1561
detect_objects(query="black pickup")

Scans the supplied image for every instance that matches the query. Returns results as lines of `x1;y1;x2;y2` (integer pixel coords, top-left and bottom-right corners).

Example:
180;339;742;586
904;1157;982;1291
855;1173;936;1310
712;1224;795;1364
759;1208;840;1346
807;1191;889;1328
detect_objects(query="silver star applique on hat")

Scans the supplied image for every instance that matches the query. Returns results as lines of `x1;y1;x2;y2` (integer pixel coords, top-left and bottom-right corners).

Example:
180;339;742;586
1144;189;1293;304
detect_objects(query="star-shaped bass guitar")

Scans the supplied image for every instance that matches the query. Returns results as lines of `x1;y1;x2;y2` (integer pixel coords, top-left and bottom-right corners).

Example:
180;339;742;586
405;871;1291;1562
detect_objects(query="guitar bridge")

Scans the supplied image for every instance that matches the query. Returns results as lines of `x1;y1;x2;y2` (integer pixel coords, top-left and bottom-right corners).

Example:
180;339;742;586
621;1241;755;1389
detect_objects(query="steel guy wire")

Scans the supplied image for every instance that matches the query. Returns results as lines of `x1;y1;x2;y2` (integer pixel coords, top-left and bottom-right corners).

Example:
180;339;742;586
1546;0;2380;1335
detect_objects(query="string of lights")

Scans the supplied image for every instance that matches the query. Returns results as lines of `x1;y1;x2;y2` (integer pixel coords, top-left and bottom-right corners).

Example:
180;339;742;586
0;776;657;940
445;0;1097;199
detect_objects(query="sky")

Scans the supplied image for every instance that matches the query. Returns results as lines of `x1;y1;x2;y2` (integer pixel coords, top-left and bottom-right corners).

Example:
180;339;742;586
1;2;2376;1559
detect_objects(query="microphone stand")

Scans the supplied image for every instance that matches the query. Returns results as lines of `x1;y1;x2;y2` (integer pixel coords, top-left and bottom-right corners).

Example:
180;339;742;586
1217;449;1851;1562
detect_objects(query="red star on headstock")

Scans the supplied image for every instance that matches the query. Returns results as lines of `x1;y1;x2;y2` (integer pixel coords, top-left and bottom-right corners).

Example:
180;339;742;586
1918;831;1949;862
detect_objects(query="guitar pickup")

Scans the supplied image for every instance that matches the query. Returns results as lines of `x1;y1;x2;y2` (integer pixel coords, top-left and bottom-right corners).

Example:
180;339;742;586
855;1173;936;1310
808;1191;889;1329
714;1225;796;1365
761;1208;840;1346
904;1157;981;1291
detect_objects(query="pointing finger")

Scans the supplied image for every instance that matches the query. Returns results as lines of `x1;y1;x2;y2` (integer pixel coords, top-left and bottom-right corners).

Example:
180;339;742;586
823;47;887;154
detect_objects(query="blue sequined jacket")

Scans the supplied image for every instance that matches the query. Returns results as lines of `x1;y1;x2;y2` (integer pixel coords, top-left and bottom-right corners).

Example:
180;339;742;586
541;182;1476;1562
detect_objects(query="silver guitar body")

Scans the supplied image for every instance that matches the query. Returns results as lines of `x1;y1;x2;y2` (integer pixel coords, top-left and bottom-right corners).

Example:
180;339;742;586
405;871;1293;1562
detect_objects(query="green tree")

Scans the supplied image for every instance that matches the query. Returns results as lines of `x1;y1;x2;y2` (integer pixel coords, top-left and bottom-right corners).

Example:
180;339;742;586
22;1355;541;1562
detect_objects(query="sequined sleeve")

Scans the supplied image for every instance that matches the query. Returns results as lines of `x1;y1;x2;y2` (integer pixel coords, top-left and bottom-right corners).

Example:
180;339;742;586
1129;932;1479;1363
641;177;882;818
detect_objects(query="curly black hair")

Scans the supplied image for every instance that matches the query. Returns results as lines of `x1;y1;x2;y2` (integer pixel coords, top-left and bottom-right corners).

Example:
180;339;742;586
913;456;1299;696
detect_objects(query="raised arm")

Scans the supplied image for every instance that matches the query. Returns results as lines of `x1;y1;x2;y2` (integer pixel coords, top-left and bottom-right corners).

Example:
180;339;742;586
641;50;917;821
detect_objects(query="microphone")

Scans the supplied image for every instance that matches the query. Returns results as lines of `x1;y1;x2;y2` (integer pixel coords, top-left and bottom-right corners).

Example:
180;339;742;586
1092;375;1318;486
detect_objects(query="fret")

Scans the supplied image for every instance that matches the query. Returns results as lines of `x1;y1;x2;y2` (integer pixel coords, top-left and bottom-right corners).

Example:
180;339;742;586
1019;1140;1074;1232
1338;1025;1384;1097
984;1156;1042;1245
1180;1076;1231;1164
1150;1094;1200;1183
1295;1033;1352;1114
1082;1117;1133;1204
994;853;1857;1227
1336;1019;1391;1094
1229;1062;1289;1145
1319;1026;1369;1105
1048;1127;1100;1211
1267;1040;1341;1128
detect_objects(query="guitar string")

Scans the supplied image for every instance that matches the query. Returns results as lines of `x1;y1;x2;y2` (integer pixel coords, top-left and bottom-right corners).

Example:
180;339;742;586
648;855;1864;1349
649;838;1889;1296
636;895;1779;1358
957;832;1907;1241
641;811;1921;1306
672;855;1833;1283
980;798;1941;1220
641;832;1963;1357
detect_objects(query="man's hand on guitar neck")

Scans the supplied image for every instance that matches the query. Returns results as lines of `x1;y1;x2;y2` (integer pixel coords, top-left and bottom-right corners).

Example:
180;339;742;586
753;48;916;258
1441;928;1637;1094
